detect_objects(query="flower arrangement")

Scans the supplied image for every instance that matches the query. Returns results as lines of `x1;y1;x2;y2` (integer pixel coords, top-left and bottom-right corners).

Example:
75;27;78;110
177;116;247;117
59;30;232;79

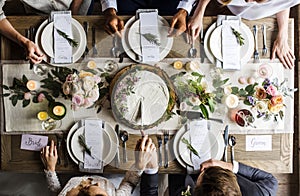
172;72;215;119
62;70;101;110
1;65;110;113
231;78;296;121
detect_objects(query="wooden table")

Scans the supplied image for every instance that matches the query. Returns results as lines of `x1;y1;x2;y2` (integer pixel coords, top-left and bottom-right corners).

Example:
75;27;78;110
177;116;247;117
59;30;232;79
0;16;295;174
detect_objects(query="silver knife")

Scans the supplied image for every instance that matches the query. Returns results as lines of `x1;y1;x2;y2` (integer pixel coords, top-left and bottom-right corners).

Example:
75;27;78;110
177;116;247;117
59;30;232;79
200;26;206;63
114;124;120;168
92;26;98;56
223;125;229;162
83;21;89;58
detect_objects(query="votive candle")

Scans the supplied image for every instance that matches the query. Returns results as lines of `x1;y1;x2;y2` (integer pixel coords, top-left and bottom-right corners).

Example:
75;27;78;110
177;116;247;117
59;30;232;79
26;80;41;91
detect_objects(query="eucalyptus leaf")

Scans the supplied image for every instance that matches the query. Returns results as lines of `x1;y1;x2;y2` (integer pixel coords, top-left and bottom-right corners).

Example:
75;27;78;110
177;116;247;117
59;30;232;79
200;104;209;119
11;95;18;106
208;98;215;113
22;99;30;107
3;93;10;97
22;75;28;84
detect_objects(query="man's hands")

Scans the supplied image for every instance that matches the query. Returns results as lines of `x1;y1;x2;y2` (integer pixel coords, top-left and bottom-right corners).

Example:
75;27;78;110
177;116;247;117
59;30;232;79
271;34;295;69
200;159;233;173
169;9;188;37
23;39;44;64
135;135;158;171
41;140;58;172
104;8;124;37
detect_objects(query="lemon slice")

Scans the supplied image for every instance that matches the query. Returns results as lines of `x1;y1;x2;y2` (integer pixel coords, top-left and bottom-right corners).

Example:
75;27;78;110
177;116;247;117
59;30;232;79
37;111;48;121
173;61;183;70
87;60;97;69
53;106;66;116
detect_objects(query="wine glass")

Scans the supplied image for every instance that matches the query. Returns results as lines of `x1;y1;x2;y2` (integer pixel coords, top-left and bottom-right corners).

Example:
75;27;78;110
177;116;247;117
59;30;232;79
33;64;49;76
235;109;256;128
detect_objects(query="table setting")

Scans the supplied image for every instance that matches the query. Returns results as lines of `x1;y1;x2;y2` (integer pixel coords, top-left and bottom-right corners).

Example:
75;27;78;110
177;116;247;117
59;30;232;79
0;13;297;173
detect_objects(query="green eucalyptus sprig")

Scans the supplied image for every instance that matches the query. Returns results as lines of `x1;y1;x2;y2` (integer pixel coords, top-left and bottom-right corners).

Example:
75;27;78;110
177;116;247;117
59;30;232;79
181;137;200;158
56;28;78;47
231;27;245;46
78;134;94;158
137;33;161;46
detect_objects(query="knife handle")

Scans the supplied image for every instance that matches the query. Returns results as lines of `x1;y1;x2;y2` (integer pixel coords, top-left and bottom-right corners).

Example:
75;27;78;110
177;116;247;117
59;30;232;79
122;142;127;163
164;143;168;168
158;146;162;167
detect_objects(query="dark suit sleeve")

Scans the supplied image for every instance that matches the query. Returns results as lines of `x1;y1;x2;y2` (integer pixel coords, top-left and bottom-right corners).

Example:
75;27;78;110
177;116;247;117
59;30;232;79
237;162;278;196
140;172;159;196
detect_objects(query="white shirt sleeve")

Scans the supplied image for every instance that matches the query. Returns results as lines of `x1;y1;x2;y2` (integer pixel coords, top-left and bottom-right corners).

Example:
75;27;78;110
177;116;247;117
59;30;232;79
0;0;6;21
232;160;239;174
100;0;118;12
177;0;197;15
144;167;159;175
44;170;62;193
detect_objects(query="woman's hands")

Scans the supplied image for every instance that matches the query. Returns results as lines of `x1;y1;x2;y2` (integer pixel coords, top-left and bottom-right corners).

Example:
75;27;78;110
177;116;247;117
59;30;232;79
41;140;58;172
135;135;158;171
22;38;44;64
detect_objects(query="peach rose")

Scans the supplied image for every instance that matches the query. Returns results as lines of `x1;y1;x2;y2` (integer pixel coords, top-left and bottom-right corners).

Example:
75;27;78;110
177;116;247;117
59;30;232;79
268;103;284;113
79;70;94;78
255;87;267;99
270;95;283;106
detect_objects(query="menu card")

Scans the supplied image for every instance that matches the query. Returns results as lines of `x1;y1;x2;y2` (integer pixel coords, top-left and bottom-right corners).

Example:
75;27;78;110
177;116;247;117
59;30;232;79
189;120;210;171
222;20;241;70
52;11;73;64
139;12;160;62
83;119;103;169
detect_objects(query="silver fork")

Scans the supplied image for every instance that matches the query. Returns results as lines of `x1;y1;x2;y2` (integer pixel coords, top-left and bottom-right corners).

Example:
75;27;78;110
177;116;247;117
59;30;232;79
156;135;162;167
262;24;268;56
253;25;260;63
163;130;169;168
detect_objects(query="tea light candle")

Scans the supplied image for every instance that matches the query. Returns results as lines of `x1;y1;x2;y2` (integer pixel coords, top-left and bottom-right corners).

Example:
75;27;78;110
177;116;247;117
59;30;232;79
225;94;239;109
26;80;41;91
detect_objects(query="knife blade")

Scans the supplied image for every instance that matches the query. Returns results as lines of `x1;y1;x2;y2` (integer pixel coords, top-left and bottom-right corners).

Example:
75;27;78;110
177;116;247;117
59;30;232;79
114;124;120;168
176;110;224;124
83;21;89;58
223;125;229;162
92;26;98;56
200;26;206;63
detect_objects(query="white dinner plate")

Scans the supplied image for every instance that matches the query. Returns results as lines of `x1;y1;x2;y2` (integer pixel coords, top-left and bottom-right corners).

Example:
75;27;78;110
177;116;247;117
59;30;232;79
172;124;189;168
35;18;86;66
122;16;173;63
127;18;173;58
66;119;118;165
70;126;112;163
204;22;254;65
178;130;224;167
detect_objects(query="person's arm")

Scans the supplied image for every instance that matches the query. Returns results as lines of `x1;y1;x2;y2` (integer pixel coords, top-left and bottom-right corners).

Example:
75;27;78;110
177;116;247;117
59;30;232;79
117;135;158;195
0;18;44;64
100;0;124;37
70;0;84;15
187;0;211;41
237;162;278;196
271;8;295;69
41;140;62;194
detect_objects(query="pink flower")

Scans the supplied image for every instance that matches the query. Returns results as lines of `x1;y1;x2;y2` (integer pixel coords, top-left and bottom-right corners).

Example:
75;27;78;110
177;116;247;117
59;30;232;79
72;94;84;106
24;92;31;100
86;88;100;102
37;93;45;102
266;85;278;96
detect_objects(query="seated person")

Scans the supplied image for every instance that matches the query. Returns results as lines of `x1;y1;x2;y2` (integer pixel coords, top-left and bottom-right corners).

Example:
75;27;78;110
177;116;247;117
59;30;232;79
187;0;300;69
169;159;278;196
0;0;43;64
101;0;197;37
20;0;93;15
41;135;158;195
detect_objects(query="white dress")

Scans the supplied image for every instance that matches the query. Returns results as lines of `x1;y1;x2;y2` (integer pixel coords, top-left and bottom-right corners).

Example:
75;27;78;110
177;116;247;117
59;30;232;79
227;0;300;20
0;0;6;20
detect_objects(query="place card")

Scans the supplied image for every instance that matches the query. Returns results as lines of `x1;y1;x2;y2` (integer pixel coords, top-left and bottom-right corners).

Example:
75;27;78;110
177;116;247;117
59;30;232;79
84;119;103;169
20;134;48;151
53;11;72;64
139;12;160;62
246;135;272;151
189;120;210;170
222;20;241;70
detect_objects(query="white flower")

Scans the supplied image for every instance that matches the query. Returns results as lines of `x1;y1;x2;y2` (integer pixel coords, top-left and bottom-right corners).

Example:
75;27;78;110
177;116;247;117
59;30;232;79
223;85;232;95
86;88;100;102
255;100;268;113
82;76;96;91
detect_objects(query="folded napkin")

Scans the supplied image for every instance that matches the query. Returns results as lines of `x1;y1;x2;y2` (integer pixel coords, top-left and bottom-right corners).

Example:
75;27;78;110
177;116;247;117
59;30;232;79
139;11;160;62
51;11;73;64
216;15;241;70
186;120;210;173
79;119;104;173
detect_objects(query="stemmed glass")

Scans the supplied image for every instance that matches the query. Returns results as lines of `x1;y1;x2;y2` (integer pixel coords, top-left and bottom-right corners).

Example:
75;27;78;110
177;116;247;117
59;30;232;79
235;109;256;128
103;60;119;74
